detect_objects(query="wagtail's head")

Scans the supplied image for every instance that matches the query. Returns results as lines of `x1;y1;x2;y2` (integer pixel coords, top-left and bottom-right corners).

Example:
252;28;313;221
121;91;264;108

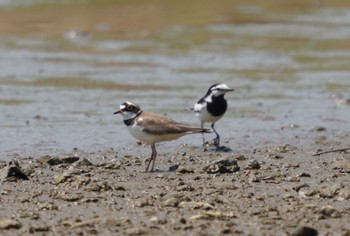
114;101;142;120
206;83;234;97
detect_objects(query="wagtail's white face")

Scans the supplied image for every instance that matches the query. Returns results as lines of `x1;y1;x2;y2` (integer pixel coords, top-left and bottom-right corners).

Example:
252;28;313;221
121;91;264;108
207;83;234;98
114;101;142;121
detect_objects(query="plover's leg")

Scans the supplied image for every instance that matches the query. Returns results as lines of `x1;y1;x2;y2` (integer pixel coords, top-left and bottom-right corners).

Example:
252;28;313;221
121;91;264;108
150;144;157;172
145;144;156;172
211;123;220;146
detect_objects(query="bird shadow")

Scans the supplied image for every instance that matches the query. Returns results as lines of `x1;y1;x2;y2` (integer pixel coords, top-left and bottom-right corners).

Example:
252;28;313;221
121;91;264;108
205;145;233;153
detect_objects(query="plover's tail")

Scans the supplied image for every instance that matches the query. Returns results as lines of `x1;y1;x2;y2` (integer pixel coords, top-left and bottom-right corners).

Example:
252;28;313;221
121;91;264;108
182;127;212;134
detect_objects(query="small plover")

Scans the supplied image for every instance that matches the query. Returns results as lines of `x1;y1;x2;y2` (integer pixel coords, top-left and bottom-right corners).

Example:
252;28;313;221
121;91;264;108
193;83;234;146
114;101;210;172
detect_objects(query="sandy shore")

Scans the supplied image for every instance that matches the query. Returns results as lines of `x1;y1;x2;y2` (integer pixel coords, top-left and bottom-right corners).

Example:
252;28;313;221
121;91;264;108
1;132;349;236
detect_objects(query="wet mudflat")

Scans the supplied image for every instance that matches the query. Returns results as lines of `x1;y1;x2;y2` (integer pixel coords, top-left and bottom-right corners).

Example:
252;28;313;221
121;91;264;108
0;0;350;235
1;138;349;235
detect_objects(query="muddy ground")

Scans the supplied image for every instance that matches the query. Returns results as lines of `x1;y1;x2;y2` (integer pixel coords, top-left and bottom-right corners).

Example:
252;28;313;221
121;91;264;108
0;130;349;236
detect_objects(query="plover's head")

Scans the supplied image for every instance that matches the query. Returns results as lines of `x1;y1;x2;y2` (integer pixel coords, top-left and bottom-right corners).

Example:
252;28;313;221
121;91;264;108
114;101;142;120
206;83;234;97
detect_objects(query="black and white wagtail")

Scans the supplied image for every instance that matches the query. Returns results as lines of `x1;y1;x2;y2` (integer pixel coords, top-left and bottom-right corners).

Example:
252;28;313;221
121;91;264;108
114;101;211;172
193;83;234;146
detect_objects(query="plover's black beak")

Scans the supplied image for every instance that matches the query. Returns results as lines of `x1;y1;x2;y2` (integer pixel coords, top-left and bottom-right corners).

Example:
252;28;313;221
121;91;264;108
113;110;121;115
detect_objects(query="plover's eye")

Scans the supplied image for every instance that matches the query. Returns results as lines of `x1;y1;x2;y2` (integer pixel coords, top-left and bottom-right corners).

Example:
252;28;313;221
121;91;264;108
126;105;133;111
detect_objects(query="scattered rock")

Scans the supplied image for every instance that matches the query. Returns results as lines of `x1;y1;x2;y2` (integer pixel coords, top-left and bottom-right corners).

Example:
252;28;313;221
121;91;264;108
266;153;284;159
0;164;29;181
125;227;148;235
176;166;194;174
291;225;318;236
293;183;310;192
20;162;37;176
37;156;80;166
189;211;234;221
178;201;214;210
319;205;340;218
103;162;122;170
57;192;84;202
246;159;260;169
71;158;94;168
168;164;179;172
203;159;240;174
311;126;327;132
37;156;61;166
56;172;72;184
268;144;297;154
149;215;167;224
297;172;311;178
0;219;22;230
29;224;50;233
160;193;186;207
332;160;350;173
314;136;327;145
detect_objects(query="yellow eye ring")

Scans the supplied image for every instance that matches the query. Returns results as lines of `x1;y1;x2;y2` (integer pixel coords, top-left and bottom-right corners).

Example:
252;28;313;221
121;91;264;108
126;105;133;111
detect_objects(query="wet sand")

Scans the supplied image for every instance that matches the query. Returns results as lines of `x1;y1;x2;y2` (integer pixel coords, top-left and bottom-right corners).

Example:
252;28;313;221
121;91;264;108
1;132;349;235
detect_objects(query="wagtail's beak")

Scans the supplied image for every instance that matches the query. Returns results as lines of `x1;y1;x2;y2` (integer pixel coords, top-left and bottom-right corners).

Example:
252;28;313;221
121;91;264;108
113;110;121;115
226;88;234;92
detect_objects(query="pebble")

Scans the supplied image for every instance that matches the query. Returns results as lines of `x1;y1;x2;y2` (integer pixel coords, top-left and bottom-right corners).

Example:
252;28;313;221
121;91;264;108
160;193;186;207
246;159;260;169
203;158;240;174
0;165;29;181
291;225;318;236
0;219;22;230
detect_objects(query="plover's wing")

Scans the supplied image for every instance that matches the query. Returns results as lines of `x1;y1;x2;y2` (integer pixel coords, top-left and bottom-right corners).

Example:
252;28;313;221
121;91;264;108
136;112;186;135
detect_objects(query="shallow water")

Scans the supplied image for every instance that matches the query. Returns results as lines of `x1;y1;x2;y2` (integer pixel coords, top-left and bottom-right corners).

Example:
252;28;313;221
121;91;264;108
0;1;349;160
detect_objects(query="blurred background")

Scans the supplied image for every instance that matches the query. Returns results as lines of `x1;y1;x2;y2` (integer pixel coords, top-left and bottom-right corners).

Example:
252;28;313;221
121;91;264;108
0;0;349;159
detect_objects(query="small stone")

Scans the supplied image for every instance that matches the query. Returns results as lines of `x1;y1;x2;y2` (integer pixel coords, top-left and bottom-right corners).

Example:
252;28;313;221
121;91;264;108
160;193;186;207
0;219;22;229
332;160;350;173
176;167;194;174
104;162;122;170
293;183;310;192
125;227;147;235
268;144;297;153
266;153;283;159
168;164;179;172
298;173;311;178
20;162;37;176
56;173;71;184
38;156;62;166
0;165;29;181
319;205;340;218
178;201;214;210
291;225;318;236
71;158;94;168
61;156;80;164
203;158;240;174
311;126;326;132
189;211;233;221
58;193;83;202
115;186;126;191
149;216;167;224
246;159;260;169
29;224;50;233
